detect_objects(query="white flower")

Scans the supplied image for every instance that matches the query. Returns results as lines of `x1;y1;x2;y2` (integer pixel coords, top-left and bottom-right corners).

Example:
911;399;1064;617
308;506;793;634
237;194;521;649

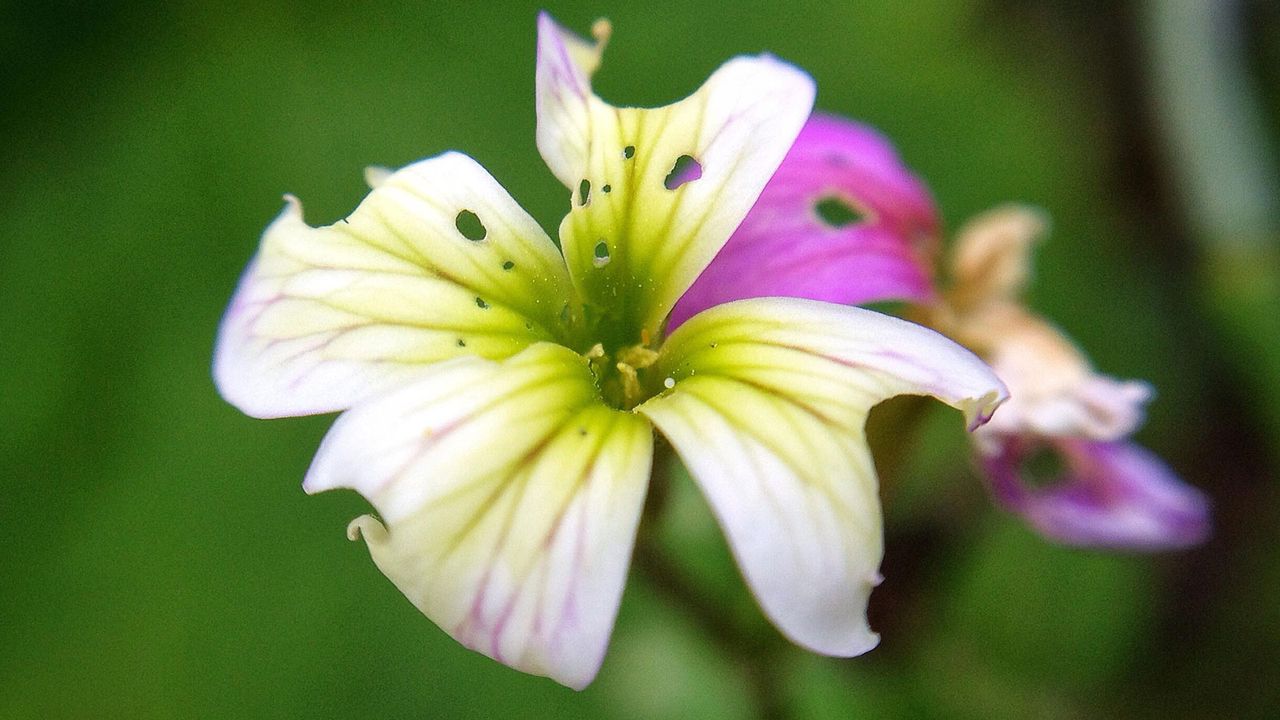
214;14;1006;688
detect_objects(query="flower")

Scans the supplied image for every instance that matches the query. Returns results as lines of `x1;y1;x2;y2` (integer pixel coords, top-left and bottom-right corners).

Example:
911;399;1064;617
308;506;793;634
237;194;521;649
981;436;1211;550
938;207;1210;549
214;15;1006;688
694;113;1209;550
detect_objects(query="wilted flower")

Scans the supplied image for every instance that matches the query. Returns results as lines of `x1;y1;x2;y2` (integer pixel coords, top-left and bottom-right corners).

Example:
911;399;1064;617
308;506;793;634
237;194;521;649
936;207;1210;549
214;16;1005;688
699;113;1209;550
981;435;1210;549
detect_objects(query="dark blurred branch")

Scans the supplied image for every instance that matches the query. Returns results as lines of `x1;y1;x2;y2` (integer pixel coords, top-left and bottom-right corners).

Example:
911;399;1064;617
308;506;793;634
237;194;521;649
993;0;1280;715
1139;0;1280;450
1133;4;1280;713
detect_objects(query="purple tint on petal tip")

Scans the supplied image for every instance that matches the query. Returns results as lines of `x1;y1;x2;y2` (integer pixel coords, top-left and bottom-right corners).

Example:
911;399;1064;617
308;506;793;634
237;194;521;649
536;11;590;99
669;113;940;329
981;435;1211;551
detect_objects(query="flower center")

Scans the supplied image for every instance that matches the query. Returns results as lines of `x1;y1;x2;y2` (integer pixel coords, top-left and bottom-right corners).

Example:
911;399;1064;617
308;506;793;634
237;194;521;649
584;340;664;410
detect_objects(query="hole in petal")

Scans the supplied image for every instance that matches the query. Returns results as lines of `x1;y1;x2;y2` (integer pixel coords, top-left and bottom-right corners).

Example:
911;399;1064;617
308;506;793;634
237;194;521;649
815;196;865;228
664;155;702;190
502;260;515;271
1020;445;1068;489
623;145;635;159
579;179;591;206
455;209;487;241
601;184;612;193
475;297;490;309
593;240;611;268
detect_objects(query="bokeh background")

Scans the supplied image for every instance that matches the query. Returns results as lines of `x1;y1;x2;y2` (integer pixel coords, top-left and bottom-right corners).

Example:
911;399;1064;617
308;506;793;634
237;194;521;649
3;1;1278;718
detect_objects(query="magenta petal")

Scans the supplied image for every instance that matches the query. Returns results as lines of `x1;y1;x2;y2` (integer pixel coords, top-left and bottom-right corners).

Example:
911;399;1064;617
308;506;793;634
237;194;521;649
669;113;940;329
981;436;1211;551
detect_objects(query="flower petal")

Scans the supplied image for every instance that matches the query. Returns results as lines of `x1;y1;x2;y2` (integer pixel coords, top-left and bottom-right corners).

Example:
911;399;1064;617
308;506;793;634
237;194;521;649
214;152;575;418
637;297;1006;655
304;343;653;689
671;114;940;328
979;435;1210;550
956;303;1153;442
535;13;816;341
946;204;1049;312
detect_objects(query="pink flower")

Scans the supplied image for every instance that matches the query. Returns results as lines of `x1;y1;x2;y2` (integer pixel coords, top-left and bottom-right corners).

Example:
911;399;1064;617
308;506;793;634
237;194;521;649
692;115;1210;550
982;436;1209;549
669;114;939;328
940;206;1209;550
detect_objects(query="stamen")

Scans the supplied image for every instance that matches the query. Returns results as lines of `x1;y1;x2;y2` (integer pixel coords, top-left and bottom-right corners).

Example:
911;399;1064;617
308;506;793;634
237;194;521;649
617;344;658;369
616;362;641;404
591;18;612;44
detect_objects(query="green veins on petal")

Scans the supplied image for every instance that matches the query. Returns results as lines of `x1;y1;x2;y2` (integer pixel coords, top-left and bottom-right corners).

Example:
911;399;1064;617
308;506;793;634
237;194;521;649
304;343;654;689
214;11;1030;693
535;15;816;351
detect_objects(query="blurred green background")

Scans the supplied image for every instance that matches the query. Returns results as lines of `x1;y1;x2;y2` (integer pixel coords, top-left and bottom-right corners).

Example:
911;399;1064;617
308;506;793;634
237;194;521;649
3;1;1278;718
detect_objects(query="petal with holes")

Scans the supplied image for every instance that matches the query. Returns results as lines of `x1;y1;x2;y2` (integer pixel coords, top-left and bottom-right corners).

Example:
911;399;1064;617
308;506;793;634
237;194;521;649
671;114;940;328
214;152;575;418
535;13;815;341
304;343;653;689
637;297;1006;655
